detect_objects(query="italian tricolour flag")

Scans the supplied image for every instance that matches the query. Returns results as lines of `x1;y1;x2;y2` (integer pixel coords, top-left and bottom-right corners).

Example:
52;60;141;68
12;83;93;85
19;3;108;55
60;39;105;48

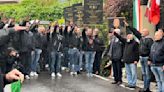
133;0;141;31
4;80;21;92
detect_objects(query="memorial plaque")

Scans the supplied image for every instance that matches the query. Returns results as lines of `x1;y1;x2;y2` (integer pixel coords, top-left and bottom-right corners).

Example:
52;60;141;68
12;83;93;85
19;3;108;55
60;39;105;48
64;7;73;25
108;17;126;36
73;3;84;26
84;0;103;24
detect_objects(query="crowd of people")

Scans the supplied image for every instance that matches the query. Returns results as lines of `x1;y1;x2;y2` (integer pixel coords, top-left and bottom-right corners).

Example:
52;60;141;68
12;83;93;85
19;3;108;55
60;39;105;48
106;20;164;92
0;17;164;92
0;17;105;91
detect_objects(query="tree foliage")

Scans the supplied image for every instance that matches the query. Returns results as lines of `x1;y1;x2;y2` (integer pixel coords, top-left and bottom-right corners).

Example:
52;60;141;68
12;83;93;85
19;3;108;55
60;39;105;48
0;0;82;21
104;0;133;20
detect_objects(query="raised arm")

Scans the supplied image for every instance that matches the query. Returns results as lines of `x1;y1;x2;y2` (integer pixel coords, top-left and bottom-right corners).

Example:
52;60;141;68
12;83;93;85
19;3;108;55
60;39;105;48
127;26;142;40
113;32;126;44
124;20;142;39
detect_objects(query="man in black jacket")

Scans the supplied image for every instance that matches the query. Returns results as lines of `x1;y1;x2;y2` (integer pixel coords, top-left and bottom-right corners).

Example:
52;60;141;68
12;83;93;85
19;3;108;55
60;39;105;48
47;25;64;77
0;69;24;92
124;21;153;92
67;26;80;75
114;30;139;88
0;20;27;74
30;23;42;77
108;29;123;85
83;28;96;77
93;28;105;75
18;21;34;79
148;31;164;92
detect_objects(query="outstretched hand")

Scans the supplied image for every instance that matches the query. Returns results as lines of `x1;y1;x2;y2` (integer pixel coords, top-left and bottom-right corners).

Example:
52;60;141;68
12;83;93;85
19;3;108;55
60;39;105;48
14;26;28;31
123;20;129;26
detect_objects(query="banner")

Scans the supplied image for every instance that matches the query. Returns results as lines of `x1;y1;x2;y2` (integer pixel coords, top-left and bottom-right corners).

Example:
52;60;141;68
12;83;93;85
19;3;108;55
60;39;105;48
84;0;103;24
64;7;73;25
73;3;84;26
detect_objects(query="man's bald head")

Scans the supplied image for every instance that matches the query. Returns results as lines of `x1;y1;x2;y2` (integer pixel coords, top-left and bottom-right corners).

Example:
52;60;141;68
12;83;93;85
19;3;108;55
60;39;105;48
154;31;163;41
158;29;164;36
141;28;149;37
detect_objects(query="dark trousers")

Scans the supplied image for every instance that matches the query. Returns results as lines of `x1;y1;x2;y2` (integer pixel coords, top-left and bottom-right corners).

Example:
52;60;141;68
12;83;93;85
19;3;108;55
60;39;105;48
0;72;4;92
0;62;6;74
20;51;31;75
112;59;122;82
93;51;102;74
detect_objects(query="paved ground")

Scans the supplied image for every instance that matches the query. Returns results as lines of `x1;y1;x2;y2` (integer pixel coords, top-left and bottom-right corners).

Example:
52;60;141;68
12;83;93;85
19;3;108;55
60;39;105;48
21;72;138;92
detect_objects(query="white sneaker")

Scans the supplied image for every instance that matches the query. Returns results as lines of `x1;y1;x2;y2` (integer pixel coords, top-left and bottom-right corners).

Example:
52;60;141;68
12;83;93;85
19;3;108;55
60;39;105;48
89;73;93;77
34;72;38;77
45;64;49;68
30;72;34;77
56;73;62;77
62;67;66;71
51;72;56;77
70;72;74;75
87;73;90;77
74;72;77;75
25;75;30;80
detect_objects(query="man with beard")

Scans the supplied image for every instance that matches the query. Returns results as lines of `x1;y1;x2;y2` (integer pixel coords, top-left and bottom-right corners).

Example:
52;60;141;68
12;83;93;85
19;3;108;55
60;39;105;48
114;29;139;88
124;21;153;92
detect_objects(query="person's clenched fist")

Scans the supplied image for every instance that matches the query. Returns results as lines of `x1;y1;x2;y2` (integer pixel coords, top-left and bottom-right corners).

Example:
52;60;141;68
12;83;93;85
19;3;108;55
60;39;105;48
5;69;24;83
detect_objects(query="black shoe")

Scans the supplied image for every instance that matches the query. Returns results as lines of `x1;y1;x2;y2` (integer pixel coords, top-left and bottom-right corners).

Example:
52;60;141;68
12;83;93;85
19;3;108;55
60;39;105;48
117;81;122;85
145;88;152;92
139;88;151;92
111;81;118;84
77;71;81;74
125;84;136;88
129;86;136;88
139;89;145;92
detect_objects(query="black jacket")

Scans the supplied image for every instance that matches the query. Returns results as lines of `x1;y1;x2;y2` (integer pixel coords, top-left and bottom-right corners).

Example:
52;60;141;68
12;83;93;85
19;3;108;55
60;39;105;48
40;34;48;50
77;36;84;50
18;31;34;53
63;26;69;48
83;35;95;51
107;37;124;60
47;32;64;52
32;32;42;49
127;26;153;57
149;38;164;66
82;29;95;51
114;32;139;64
94;35;105;52
0;73;5;92
68;32;79;48
0;72;10;92
0;28;15;67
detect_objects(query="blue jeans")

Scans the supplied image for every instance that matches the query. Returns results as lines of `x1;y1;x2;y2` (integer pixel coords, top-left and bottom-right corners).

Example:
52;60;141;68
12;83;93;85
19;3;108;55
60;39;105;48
125;63;137;86
78;51;84;71
50;51;62;73
31;49;42;72
62;47;69;68
151;66;164;92
84;51;96;74
140;56;151;89
68;48;79;72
